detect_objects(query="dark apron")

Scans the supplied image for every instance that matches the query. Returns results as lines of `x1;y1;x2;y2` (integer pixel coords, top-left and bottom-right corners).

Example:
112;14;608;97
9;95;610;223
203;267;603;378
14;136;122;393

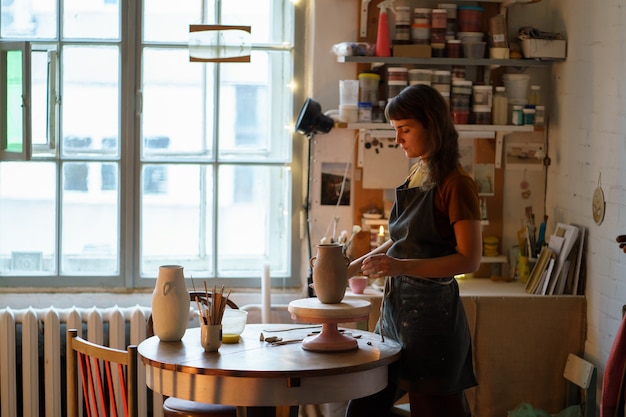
379;180;477;394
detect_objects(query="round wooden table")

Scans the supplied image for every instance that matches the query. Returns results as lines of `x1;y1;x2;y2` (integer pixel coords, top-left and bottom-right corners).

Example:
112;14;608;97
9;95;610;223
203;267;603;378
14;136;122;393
138;323;401;417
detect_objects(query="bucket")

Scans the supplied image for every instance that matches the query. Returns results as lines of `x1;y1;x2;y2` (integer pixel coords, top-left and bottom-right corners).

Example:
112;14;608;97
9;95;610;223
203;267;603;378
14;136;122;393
502;73;530;105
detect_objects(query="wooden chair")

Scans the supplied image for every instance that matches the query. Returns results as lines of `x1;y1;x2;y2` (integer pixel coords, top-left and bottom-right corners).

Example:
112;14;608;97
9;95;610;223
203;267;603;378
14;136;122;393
66;328;138;417
148;291;238;417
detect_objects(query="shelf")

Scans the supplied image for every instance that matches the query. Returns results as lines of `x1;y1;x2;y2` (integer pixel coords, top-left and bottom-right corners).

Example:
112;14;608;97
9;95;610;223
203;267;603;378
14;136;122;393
337;56;563;67
344;122;534;133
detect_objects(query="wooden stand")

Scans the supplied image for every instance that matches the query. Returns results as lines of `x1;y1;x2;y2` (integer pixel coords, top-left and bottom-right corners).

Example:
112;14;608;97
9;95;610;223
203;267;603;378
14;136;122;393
288;298;371;352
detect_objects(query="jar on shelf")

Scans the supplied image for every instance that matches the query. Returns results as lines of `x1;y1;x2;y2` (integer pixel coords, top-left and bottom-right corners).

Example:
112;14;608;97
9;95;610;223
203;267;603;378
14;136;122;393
528;85;542;106
408;68;433;85
431;9;448;29
534;105;545;127
358;73;380;104
472;85;493;107
446;39;461;58
523;108;536;125
473;105;492;125
411;24;431;44
451;79;472;124
492;86;508;125
511;105;524;126
387;67;409;83
387;80;408;100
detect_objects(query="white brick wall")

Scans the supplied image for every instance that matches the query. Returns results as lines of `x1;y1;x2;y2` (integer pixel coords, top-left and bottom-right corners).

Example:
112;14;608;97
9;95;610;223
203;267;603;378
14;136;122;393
550;0;626;385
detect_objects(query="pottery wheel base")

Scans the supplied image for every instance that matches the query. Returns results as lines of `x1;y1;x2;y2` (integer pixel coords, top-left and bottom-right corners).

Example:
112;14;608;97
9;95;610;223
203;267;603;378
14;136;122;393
288;298;371;353
302;322;358;352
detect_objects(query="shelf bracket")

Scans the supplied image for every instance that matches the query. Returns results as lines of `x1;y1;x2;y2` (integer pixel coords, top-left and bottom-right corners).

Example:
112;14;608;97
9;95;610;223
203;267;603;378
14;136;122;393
495;131;507;168
360;0;371;38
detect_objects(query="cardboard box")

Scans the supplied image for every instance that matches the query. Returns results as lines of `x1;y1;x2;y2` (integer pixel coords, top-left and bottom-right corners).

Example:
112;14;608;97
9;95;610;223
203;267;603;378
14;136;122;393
521;38;567;60
392;44;431;58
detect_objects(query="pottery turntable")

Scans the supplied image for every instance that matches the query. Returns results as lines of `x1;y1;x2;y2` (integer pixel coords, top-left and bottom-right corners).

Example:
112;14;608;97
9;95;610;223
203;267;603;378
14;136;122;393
288;297;371;352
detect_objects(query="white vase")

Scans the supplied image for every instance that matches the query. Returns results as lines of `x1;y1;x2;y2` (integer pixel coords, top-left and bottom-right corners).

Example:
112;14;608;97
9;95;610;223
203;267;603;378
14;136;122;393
151;265;190;341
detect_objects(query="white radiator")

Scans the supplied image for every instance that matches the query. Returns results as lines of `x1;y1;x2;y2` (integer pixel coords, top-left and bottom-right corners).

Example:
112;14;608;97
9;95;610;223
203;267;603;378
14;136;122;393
0;305;164;417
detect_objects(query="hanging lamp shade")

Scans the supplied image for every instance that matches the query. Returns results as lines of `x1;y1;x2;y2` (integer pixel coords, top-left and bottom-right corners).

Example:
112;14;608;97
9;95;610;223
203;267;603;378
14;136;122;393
188;24;251;63
295;98;334;136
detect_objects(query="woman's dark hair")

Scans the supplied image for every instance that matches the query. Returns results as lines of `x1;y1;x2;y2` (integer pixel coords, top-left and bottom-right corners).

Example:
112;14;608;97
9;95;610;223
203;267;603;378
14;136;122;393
384;84;459;186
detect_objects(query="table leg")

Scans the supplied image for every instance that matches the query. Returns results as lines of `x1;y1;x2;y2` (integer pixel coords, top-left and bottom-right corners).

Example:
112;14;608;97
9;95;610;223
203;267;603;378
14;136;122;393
245;405;298;417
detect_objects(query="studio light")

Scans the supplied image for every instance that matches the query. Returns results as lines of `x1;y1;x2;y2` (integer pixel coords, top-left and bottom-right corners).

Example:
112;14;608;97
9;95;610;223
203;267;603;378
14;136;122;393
294;98;334;296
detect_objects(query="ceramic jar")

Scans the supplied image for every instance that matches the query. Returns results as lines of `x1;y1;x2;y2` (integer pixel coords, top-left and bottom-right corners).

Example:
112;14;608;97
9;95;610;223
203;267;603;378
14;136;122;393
310;244;350;304
151;265;190;341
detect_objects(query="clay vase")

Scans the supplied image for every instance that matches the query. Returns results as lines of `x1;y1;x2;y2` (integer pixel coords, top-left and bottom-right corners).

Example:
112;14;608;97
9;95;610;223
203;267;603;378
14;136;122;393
151;265;190;341
310;244;350;304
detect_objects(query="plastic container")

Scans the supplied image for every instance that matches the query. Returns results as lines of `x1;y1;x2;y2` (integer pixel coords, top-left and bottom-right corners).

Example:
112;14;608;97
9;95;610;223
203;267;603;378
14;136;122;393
473;105;492;125
472;85;492;107
452;79;472;95
438;3;457;19
457;32;484;43
529;85;542;106
432;82;450;93
446;39;461;58
433;70;451;85
502;73;530;105
512;105;524;126
339;80;358;106
339;104;358;123
431;28;447;44
358;73;380;104
396;6;411;25
431;9;448;29
534;105;545;127
358;102;373;122
458;5;483;33
492;86;508;125
408;69;433;83
411;24;431;44
394;25;411;44
462;41;486;59
387;80;408;99
413;8;432;23
387;67;409;82
523;108;536;125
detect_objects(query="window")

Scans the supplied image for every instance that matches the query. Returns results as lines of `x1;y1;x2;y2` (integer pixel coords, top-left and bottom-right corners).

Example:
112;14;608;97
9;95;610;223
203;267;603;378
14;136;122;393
0;0;304;288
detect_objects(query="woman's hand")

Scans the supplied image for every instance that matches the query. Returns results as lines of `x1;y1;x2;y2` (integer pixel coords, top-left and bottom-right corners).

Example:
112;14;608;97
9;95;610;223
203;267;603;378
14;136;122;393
361;253;401;278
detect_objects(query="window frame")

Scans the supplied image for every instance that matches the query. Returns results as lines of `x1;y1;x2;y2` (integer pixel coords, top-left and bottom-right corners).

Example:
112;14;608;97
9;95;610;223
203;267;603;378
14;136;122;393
0;1;306;290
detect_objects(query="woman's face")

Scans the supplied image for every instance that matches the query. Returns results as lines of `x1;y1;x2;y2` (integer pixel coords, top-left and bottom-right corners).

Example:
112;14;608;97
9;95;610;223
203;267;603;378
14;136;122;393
390;118;429;159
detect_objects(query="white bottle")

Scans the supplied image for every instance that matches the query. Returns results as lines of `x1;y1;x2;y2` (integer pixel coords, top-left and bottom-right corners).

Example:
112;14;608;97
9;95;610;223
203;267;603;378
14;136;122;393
492;86;508;125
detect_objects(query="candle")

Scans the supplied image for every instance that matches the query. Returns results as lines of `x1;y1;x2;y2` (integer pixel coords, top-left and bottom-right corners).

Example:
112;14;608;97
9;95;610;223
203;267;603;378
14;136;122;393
262;263;271;324
377;225;385;246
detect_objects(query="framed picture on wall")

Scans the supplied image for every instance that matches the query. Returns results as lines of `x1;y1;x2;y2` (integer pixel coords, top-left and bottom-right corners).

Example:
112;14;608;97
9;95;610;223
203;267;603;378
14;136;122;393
474;163;495;196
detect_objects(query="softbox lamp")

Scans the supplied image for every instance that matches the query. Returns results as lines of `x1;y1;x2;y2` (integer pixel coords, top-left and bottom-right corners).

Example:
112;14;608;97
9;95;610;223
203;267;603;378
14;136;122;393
295;97;334;296
295;98;334;136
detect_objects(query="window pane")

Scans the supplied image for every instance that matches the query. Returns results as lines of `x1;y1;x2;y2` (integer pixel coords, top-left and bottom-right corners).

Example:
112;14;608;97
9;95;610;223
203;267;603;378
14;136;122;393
63;0;119;40
221;0;291;44
5;49;23;153
143;0;207;43
62;46;119;157
140;164;213;276
0;162;56;275
217;165;290;276
1;0;57;39
142;48;214;159
61;161;119;274
31;49;55;151
218;51;292;161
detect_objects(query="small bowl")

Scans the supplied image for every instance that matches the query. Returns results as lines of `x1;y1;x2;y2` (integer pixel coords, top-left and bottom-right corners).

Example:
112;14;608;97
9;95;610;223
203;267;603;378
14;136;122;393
221;309;248;343
349;276;369;294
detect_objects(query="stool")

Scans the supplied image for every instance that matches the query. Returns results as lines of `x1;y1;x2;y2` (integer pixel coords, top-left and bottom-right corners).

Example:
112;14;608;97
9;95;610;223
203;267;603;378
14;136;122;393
163;397;237;416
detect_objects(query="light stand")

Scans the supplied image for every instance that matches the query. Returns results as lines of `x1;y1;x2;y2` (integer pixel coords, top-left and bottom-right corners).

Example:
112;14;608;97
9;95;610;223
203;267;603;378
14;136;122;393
295;98;334;297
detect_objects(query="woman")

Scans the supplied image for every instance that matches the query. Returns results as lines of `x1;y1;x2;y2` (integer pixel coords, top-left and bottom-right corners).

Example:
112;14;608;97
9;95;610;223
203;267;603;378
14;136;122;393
345;84;482;417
